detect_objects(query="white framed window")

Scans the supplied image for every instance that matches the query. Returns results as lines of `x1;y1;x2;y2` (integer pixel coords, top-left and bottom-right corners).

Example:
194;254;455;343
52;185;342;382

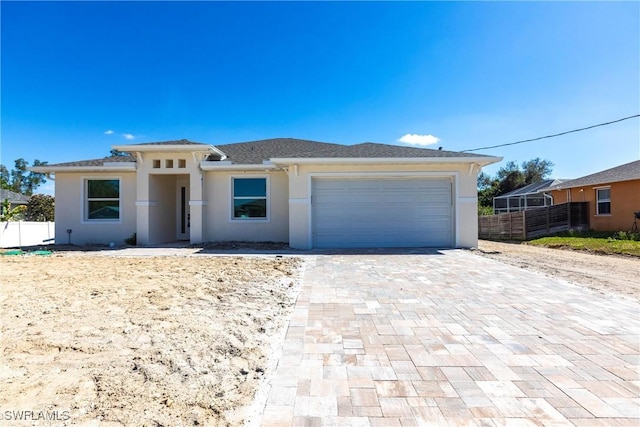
595;187;611;215
231;176;268;220
85;179;120;221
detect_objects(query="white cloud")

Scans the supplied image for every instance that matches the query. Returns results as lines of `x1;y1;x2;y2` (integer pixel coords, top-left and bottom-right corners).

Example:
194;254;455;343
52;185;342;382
122;133;135;140
104;130;114;135
397;133;440;146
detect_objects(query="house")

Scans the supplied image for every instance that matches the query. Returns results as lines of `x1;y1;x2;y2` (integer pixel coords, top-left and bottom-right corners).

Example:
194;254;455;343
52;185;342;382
31;138;501;249
1;189;30;210
549;160;640;232
492;179;565;214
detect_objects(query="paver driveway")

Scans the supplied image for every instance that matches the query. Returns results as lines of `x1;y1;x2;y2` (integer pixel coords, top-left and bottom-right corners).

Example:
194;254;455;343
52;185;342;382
257;249;639;426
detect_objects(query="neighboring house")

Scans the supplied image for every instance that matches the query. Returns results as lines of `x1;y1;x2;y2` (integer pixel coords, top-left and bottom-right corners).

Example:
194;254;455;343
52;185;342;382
31;138;501;249
492;179;565;214
1;189;30;210
549;160;640;232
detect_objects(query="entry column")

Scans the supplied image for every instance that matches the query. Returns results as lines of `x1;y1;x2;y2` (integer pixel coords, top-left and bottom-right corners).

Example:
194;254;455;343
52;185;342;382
135;171;152;246
189;169;206;244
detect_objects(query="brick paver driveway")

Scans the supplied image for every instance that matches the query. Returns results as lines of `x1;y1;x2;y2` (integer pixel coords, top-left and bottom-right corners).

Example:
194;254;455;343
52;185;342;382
258;249;639;426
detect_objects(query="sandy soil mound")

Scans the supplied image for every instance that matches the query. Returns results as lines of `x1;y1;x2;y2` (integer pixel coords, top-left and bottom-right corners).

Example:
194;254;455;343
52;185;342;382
0;254;302;426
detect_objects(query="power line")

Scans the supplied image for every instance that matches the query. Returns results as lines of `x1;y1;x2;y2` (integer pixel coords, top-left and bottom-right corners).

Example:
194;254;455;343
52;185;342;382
462;114;640;152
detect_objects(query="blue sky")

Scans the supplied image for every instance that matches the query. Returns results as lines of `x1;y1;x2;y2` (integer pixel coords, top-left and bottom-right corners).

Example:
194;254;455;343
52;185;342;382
1;1;638;195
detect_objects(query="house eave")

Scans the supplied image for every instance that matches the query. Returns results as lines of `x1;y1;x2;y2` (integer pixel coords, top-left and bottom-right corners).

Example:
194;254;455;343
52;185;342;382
113;144;225;156
30;165;137;173
200;162;279;171
269;156;502;166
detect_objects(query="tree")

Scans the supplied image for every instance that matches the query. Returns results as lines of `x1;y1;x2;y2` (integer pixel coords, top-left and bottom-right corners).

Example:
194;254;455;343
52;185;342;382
110;149;129;157
478;158;554;210
0;165;10;190
1;199;27;221
26;194;55;222
0;158;48;196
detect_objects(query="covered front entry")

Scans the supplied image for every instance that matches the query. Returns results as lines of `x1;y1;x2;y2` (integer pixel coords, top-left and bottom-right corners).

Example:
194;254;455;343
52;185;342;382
311;177;453;248
144;174;192;244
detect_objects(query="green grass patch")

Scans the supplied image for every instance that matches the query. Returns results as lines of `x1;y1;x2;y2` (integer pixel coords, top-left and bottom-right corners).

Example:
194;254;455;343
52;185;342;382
527;235;640;257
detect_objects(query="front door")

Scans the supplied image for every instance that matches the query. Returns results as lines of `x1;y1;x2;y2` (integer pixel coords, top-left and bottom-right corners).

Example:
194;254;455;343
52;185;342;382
177;180;190;240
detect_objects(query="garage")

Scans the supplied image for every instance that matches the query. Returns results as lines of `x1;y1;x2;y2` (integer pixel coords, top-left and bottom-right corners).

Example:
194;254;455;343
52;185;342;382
312;177;453;248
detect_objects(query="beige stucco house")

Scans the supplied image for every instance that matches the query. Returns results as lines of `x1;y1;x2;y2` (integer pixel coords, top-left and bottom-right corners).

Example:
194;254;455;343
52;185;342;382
32;138;500;249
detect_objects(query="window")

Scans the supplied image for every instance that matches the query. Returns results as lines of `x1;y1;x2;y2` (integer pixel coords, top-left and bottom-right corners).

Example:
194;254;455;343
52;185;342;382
232;177;267;219
86;179;120;220
153;160;161;168
596;187;611;215
178;159;186;168
166;159;174;168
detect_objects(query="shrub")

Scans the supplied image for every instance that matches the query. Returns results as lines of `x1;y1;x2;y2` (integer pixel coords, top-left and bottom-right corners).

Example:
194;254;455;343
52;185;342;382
124;233;136;246
26;194;54;221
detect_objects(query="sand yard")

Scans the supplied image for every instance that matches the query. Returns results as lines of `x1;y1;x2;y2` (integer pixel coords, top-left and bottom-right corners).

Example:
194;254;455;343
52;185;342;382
0;253;302;426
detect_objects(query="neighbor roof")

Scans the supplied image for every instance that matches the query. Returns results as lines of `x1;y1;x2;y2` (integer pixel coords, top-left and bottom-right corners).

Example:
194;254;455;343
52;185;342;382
494;179;565;199
1;189;30;204
552;160;640;189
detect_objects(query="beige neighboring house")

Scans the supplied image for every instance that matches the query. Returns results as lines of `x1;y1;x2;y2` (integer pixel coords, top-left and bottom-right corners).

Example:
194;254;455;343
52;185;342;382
31;138;500;249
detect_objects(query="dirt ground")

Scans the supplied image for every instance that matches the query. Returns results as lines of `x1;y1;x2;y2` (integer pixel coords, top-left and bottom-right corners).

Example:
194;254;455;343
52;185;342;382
0;254;302;426
473;240;640;301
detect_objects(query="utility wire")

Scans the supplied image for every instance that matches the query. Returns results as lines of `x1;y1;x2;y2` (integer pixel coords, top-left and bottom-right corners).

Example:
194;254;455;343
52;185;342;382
462;114;640;152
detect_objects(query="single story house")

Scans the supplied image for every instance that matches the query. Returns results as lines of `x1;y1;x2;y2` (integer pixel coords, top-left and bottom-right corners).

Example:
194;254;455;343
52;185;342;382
549;160;640;232
32;138;501;249
492;179;565;214
1;189;30;210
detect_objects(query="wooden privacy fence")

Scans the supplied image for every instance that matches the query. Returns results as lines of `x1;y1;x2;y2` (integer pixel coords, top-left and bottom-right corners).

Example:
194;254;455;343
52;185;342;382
478;202;589;240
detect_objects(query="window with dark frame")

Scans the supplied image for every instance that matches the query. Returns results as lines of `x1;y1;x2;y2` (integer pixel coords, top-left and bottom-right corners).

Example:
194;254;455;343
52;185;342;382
596;188;611;215
86;179;120;220
232;178;267;219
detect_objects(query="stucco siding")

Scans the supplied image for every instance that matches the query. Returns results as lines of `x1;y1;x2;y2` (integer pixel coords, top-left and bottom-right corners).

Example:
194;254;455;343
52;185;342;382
203;170;289;242
54;172;136;245
550;179;640;231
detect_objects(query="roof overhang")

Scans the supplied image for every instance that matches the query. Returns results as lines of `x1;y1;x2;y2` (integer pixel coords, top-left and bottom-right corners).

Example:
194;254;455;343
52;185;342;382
113;144;227;161
269;156;502;167
200;161;279;171
30;163;137;173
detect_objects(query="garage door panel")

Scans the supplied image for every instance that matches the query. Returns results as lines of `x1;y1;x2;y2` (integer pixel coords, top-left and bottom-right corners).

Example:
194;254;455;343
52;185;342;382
312;178;453;248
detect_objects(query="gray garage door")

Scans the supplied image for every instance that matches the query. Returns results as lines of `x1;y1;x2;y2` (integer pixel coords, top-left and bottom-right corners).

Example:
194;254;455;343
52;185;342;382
312;177;453;248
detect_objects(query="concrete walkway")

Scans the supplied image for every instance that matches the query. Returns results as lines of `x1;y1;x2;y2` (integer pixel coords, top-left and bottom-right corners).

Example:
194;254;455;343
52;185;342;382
258;249;639;426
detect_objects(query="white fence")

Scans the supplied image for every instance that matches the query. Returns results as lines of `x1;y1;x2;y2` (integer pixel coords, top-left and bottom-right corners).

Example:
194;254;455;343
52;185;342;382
0;222;55;248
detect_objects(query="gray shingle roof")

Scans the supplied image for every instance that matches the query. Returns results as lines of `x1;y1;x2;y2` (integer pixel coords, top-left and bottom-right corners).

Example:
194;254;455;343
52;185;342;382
214;138;346;164
46;155;136;168
42;137;497;168
215;138;491;164
553;160;640;189
0;189;30;204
